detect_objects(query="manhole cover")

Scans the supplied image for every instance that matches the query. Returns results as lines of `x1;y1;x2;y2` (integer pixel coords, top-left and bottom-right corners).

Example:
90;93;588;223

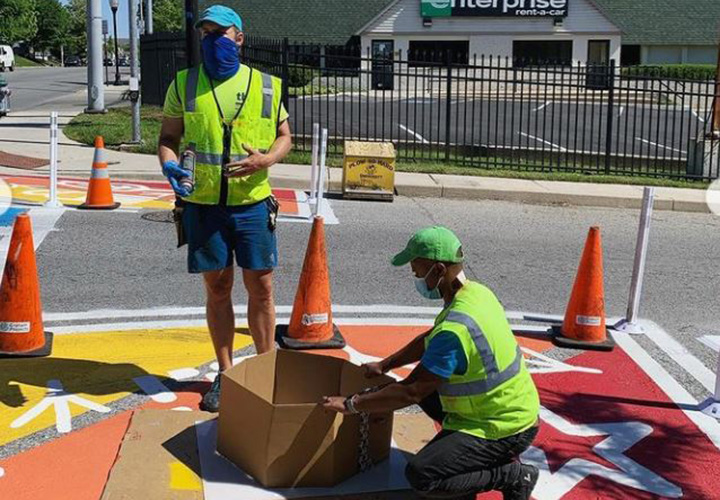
0;151;49;170
141;211;174;223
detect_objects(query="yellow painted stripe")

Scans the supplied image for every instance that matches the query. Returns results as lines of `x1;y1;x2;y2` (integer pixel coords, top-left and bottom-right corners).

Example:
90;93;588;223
169;461;202;491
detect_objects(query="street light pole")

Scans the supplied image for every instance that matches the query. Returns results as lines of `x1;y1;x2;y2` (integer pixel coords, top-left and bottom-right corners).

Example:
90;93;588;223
712;39;720;138
86;0;105;113
128;0;141;143
110;0;121;86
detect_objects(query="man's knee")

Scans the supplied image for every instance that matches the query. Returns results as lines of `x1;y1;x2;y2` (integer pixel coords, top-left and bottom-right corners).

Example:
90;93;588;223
405;457;435;495
244;271;273;302
204;271;233;302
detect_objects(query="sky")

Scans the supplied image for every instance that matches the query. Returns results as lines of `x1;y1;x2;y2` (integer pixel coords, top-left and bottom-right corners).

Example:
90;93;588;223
60;0;137;39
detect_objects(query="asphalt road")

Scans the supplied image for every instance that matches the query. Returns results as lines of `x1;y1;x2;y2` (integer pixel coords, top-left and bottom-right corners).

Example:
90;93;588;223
2;66;130;112
33;196;720;399
288;96;713;161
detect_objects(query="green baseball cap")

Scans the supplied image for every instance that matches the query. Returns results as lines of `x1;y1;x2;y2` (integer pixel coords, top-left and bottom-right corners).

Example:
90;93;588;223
391;226;464;267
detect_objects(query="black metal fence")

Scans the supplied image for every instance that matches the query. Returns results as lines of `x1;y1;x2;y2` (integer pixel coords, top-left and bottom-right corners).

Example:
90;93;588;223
140;32;187;107
243;37;719;181
142;34;719;181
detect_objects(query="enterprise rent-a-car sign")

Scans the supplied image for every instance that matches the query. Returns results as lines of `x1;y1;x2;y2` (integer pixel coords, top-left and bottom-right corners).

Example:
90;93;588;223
421;0;569;17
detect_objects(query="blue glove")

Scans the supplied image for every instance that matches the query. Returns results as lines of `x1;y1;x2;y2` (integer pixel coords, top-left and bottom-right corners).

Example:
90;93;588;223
162;160;193;197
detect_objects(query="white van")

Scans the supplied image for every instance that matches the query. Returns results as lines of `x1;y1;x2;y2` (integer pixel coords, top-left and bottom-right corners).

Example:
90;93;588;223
0;46;15;72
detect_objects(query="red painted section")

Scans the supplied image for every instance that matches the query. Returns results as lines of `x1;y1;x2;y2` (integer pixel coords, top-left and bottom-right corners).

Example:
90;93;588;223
531;346;720;499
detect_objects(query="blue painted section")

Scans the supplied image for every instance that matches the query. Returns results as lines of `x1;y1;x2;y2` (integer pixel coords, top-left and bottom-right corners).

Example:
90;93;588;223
0;208;28;227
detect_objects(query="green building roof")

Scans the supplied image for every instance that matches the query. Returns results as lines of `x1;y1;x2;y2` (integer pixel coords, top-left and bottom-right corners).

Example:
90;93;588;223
203;0;720;46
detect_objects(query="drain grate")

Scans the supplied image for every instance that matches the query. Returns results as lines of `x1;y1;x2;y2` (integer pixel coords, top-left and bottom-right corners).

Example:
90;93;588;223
141;210;174;223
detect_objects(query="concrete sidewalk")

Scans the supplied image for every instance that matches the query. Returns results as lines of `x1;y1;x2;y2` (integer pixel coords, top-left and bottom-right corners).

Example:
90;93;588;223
0;100;711;214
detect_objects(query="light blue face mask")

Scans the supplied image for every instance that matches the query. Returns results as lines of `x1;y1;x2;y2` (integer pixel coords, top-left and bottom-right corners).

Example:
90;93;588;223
414;266;443;300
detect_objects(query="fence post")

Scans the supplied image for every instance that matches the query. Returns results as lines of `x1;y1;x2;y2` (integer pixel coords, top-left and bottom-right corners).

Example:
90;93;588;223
445;50;452;162
604;59;616;175
281;37;290;110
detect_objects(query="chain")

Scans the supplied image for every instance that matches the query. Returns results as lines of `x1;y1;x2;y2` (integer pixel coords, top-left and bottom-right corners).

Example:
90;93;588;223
357;411;373;472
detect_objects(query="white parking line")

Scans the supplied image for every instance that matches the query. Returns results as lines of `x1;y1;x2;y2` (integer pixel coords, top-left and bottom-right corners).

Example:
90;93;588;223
519;132;567;152
398;124;430;144
691;109;706;123
635;138;685;155
534;101;552;112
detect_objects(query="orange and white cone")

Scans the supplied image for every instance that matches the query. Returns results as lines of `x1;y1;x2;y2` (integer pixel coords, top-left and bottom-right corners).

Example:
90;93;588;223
551;226;615;351
78;136;121;210
0;214;53;358
279;216;345;350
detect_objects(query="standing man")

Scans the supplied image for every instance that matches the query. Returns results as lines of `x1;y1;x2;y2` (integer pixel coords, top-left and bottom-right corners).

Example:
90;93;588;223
323;227;540;500
158;5;292;412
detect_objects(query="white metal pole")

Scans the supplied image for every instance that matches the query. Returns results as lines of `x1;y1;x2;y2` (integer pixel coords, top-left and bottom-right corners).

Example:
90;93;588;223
614;186;655;335
309;123;320;202
46;112;62;208
86;0;106;113
701;351;720;419
314;128;328;218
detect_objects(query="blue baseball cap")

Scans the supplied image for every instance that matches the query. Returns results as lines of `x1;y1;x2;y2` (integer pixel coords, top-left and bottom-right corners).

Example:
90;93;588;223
194;5;243;30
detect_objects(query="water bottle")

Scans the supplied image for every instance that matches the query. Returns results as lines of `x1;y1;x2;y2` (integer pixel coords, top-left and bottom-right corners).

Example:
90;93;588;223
179;144;196;193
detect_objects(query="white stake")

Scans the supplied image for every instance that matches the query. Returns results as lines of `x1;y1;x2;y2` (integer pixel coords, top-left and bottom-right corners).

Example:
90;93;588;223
45;112;62;208
309;123;320;202
313;128;328;219
614;187;654;335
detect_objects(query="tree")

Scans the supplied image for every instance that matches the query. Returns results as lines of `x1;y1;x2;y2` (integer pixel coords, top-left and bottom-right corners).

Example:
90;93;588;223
0;0;39;45
152;0;183;33
31;0;69;53
64;0;86;56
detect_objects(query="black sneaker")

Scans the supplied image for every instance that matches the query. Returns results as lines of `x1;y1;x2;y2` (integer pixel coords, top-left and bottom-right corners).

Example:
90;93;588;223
503;464;539;500
201;374;222;412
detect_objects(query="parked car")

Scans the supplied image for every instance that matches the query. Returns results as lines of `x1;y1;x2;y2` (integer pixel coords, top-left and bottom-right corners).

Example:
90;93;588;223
65;55;83;67
0;45;15;72
118;56;130;67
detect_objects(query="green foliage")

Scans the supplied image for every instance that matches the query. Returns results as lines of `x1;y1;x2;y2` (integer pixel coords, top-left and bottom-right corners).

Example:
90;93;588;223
0;0;38;45
153;0;184;32
287;65;319;88
622;64;717;81
64;0;86;57
31;0;69;52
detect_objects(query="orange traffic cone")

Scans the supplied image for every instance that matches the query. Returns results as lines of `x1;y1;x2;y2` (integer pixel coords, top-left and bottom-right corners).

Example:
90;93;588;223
0;214;53;357
78;136;121;210
279;216;345;350
551;226;615;351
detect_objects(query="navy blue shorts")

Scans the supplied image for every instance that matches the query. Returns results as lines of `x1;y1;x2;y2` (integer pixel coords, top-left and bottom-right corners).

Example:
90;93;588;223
182;199;278;274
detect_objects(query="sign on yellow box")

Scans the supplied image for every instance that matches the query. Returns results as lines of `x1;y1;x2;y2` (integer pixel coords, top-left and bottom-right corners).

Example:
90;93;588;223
342;141;396;201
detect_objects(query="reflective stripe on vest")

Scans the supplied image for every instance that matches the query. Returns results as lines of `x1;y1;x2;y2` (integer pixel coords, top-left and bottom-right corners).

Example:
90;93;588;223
261;72;273;119
195;153;248;165
185;67;200;112
438;310;523;397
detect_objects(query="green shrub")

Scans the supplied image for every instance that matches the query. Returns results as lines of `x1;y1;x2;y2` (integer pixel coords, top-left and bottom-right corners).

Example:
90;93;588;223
621;64;716;81
287;65;319;88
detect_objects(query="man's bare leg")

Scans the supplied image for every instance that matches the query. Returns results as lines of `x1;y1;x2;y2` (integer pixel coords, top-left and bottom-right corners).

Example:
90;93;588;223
243;269;275;354
203;267;235;371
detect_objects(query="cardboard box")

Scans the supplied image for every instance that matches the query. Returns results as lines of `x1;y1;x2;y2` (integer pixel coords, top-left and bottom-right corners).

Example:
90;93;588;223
217;349;395;488
342;141;396;201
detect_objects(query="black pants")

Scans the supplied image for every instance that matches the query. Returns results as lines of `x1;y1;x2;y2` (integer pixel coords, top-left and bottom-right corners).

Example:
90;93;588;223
405;393;539;499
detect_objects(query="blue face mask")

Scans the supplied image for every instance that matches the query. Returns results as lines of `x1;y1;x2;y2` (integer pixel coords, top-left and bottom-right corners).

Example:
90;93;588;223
414;267;443;300
202;32;240;80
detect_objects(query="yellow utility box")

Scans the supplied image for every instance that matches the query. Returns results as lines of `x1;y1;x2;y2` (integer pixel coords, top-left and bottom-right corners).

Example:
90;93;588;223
342;141;396;201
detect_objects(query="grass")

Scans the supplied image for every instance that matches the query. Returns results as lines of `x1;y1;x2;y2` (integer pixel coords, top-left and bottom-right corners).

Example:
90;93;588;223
64;105;711;190
14;56;43;67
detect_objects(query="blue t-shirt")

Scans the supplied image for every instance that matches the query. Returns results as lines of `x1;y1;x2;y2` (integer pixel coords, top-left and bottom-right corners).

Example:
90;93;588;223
421;332;468;379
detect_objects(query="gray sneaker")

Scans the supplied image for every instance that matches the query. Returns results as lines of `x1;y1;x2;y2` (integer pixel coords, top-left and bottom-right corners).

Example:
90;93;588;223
503;464;539;500
201;374;222;412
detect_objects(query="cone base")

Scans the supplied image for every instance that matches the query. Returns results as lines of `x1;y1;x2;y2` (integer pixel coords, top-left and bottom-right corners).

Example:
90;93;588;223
0;331;53;358
276;324;346;350
550;325;615;352
77;202;121;210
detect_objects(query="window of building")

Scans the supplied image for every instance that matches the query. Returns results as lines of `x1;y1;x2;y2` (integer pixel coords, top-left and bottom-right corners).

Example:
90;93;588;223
621;45;641;66
513;41;573;67
408;40;470;66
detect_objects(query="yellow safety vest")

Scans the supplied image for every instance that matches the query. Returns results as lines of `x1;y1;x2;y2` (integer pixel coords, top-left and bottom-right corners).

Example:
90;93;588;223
425;281;540;440
175;64;283;205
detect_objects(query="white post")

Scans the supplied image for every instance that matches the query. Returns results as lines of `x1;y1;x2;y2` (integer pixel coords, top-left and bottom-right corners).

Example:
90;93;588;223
45;112;62;208
701;351;720;419
309;123;320;202
614;186;655;335
313;128;328;218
